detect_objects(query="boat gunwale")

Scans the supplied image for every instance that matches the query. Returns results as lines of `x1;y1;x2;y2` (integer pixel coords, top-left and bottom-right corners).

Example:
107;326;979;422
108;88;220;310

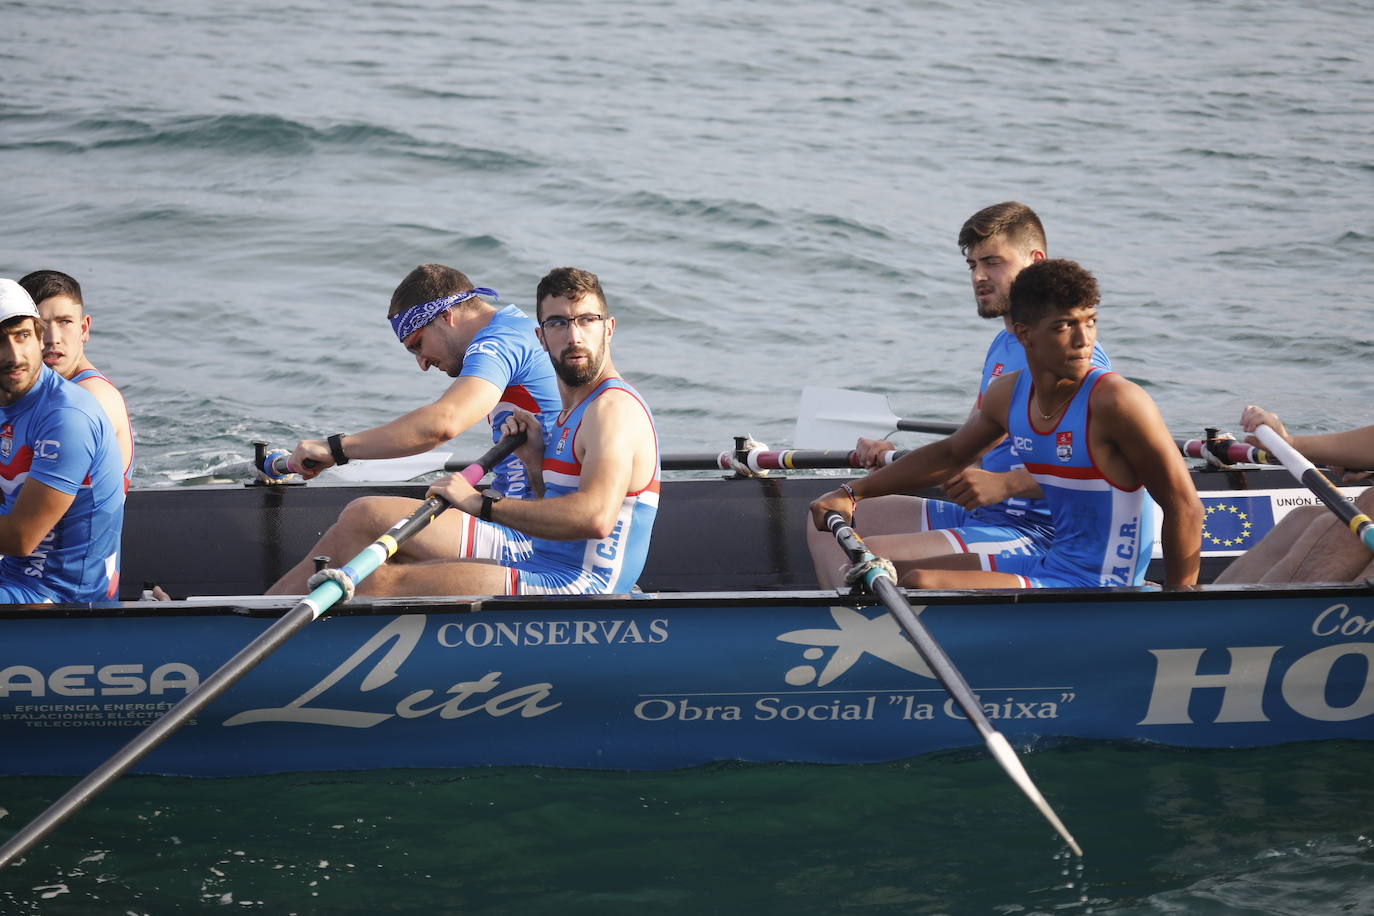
4;578;1371;620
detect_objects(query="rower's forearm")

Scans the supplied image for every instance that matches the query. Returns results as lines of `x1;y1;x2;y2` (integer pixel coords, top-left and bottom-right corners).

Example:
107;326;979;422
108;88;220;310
0;518;41;557
851;442;958;499
1161;506;1203;586
1292;426;1374;470
1004;467;1042;499
486;490;617;540
344;409;459;460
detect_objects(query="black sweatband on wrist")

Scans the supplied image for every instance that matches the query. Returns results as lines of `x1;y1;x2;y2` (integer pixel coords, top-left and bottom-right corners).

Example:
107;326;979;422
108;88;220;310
327;434;349;466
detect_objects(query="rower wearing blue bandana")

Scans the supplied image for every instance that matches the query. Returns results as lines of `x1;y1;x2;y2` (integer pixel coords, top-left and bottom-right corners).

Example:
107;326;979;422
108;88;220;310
308;266;660;599
267;264;560;596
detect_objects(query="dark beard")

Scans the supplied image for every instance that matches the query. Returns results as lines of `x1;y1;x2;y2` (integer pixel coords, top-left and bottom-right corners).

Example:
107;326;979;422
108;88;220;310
553;347;602;387
977;296;1009;319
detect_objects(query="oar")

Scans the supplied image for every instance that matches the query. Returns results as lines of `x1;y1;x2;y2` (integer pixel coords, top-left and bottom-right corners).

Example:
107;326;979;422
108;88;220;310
0;432;526;871
797;386;1285;471
259;448;463;482
1177;437;1274;466
1252;424;1374;551
262;445;910;482
795;386;960;448
663;447;907;472
823;511;1083;857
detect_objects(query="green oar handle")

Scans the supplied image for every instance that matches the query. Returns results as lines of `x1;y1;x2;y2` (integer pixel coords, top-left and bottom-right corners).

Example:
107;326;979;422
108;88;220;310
822;510;1083;858
1253;424;1374;551
0;433;525;871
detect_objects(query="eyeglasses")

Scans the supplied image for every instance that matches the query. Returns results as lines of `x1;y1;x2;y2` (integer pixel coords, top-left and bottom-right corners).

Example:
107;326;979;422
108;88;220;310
539;313;607;332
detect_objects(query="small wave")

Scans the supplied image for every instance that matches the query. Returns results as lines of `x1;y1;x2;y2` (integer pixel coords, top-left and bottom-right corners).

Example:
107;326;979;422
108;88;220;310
26;113;541;171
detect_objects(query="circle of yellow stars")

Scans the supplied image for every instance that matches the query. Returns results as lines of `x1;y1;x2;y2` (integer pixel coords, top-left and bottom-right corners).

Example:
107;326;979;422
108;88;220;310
1203;502;1254;547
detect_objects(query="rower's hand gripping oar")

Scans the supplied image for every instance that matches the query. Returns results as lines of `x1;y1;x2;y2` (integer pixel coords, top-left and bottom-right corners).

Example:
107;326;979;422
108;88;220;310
823;511;1083;857
0;432;526;871
1252;424;1374;551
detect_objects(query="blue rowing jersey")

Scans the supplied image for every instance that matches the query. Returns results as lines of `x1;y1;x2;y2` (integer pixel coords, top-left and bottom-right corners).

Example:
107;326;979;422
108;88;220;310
1006;366;1155;586
460;305;561;498
0;366;125;602
532;378;659;592
972;329;1111;529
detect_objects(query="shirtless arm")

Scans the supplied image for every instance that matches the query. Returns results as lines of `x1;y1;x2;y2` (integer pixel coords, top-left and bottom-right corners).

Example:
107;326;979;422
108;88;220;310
1240;406;1374;471
76;378;133;473
429;389;654;540
1097;378;1203;586
856;416;1043;508
0;480;76;557
291;375;503;476
809;374;1015;529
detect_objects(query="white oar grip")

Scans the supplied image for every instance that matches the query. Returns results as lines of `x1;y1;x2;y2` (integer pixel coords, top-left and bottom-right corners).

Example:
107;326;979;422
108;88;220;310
1252;424;1313;474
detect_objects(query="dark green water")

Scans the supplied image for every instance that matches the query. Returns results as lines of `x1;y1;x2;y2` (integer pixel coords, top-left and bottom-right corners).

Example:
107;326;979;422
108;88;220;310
3;741;1371;914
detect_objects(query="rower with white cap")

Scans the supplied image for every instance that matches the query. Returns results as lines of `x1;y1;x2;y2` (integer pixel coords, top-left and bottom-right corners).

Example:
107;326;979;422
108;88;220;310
0;279;124;603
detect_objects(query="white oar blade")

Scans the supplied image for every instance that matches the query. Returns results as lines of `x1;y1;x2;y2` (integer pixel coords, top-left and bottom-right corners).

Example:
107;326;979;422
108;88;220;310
323;450;451;482
985;731;1083;857
794;386;900;449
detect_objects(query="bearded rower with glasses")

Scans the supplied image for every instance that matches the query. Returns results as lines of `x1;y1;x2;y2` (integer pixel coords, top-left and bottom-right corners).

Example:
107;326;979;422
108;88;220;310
270;267;660;598
267;263;559;595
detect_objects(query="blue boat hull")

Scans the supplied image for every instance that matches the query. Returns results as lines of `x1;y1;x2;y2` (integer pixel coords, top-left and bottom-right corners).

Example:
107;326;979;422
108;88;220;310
3;585;1370;776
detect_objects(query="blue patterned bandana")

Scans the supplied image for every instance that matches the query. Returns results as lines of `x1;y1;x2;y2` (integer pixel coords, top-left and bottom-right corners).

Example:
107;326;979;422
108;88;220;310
389;287;499;342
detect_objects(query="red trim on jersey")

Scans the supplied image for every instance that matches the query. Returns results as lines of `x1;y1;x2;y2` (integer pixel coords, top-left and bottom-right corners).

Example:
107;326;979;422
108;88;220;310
462;514;479;558
1080;372;1141;492
563;379;660;497
543;456;582;476
498;384;542;413
1023;462;1106;480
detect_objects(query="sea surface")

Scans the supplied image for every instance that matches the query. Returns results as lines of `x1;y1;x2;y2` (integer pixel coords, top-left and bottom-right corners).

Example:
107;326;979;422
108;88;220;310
3;0;1373;911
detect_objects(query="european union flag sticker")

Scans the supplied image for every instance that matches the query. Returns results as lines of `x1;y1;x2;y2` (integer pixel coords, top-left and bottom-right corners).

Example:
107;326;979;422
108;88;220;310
1200;494;1275;551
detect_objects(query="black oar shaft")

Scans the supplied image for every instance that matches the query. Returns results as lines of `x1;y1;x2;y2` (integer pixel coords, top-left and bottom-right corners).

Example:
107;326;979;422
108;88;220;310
1254;425;1374;551
823;511;1082;857
0;603;315;869
0;432;525;870
895;418;960;435
827;516;993;737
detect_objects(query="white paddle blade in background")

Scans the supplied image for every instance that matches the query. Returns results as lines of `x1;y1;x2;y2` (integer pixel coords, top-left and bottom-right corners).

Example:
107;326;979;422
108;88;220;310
794;386;901;449
322;449;453;482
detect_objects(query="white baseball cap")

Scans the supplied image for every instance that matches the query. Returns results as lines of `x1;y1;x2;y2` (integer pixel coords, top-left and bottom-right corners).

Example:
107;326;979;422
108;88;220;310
0;279;40;324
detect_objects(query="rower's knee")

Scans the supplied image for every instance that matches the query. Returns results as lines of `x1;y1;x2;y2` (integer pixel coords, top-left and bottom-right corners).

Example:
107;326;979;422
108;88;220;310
900;568;944;589
336;496;406;534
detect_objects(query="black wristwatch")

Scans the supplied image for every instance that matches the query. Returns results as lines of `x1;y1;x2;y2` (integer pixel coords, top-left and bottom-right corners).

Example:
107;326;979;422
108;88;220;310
479;491;504;522
327;433;349;465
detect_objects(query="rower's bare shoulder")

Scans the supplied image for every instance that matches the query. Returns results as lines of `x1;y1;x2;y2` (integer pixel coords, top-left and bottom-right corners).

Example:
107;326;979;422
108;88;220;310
76;375;130;423
1088;374;1172;454
1087;372;1154;414
979;369;1020;412
587;386;651;424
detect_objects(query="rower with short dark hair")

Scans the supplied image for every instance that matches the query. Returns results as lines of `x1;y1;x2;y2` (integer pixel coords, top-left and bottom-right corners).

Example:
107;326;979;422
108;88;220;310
277;266;660;598
0;279;124;603
805;202;1112;587
809;259;1202;589
18;269;135;490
